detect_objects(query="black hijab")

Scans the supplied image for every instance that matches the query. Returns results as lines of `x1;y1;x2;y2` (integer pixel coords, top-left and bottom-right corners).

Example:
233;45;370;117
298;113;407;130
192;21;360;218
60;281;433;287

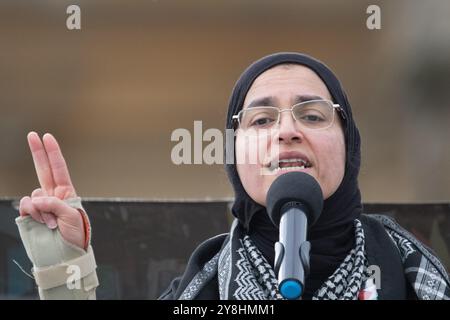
224;52;363;298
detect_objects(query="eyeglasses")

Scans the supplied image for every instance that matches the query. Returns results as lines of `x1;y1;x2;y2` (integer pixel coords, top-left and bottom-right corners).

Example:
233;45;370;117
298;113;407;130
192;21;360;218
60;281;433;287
232;99;345;131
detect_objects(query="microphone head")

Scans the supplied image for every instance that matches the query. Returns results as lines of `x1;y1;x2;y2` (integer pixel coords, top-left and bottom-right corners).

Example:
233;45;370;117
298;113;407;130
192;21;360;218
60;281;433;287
266;172;323;227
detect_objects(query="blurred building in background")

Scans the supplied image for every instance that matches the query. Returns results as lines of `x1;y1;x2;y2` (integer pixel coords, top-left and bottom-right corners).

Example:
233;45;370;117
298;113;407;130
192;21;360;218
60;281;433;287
1;0;449;202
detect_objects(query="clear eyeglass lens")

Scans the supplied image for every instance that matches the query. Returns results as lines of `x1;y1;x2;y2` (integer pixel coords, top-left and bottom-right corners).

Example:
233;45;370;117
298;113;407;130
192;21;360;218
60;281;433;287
239;101;334;130
239;107;279;130
292;100;334;129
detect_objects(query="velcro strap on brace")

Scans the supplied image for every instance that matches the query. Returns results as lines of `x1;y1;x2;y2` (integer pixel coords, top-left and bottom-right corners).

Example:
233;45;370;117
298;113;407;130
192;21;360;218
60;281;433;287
33;245;97;290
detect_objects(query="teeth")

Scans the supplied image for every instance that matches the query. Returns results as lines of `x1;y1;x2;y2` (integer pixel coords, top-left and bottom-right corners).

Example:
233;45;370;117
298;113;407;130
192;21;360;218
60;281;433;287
278;158;307;164
269;158;309;171
273;165;306;172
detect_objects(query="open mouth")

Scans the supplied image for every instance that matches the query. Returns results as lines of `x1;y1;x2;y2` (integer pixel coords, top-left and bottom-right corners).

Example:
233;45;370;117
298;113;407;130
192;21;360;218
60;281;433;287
265;152;313;174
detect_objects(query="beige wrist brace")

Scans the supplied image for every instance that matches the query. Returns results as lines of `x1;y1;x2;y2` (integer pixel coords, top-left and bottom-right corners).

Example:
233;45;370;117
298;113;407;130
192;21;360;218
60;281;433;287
15;197;99;300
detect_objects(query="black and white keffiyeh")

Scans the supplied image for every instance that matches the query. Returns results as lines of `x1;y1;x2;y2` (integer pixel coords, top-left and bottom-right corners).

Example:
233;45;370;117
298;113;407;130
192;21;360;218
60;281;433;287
178;216;450;300
374;215;450;300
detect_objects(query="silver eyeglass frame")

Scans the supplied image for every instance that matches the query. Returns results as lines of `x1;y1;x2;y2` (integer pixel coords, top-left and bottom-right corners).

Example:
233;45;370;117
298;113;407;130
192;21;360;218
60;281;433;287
232;99;346;130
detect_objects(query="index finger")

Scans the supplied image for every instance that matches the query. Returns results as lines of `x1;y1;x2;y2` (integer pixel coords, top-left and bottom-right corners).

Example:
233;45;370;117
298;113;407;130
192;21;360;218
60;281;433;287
27;131;55;195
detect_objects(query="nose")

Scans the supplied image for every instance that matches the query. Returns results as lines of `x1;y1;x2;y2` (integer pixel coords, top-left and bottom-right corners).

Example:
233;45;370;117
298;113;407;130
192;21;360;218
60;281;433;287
276;110;304;144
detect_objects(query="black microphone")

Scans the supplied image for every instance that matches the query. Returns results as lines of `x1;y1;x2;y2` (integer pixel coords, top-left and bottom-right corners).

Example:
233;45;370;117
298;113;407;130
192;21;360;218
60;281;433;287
266;172;323;299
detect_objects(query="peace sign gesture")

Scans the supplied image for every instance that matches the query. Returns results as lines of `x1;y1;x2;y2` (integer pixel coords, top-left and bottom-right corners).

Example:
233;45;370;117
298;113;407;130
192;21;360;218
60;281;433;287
18;132;86;249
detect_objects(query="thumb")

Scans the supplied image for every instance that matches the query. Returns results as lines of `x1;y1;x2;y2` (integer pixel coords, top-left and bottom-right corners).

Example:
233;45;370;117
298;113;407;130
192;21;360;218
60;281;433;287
31;196;76;220
31;188;56;229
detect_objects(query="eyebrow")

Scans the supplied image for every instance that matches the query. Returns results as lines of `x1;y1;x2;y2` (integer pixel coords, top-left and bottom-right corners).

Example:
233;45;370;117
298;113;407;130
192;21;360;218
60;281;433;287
245;94;326;109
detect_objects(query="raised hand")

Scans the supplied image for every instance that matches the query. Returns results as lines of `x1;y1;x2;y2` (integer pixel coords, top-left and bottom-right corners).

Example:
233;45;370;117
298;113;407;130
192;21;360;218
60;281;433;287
18;132;86;249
